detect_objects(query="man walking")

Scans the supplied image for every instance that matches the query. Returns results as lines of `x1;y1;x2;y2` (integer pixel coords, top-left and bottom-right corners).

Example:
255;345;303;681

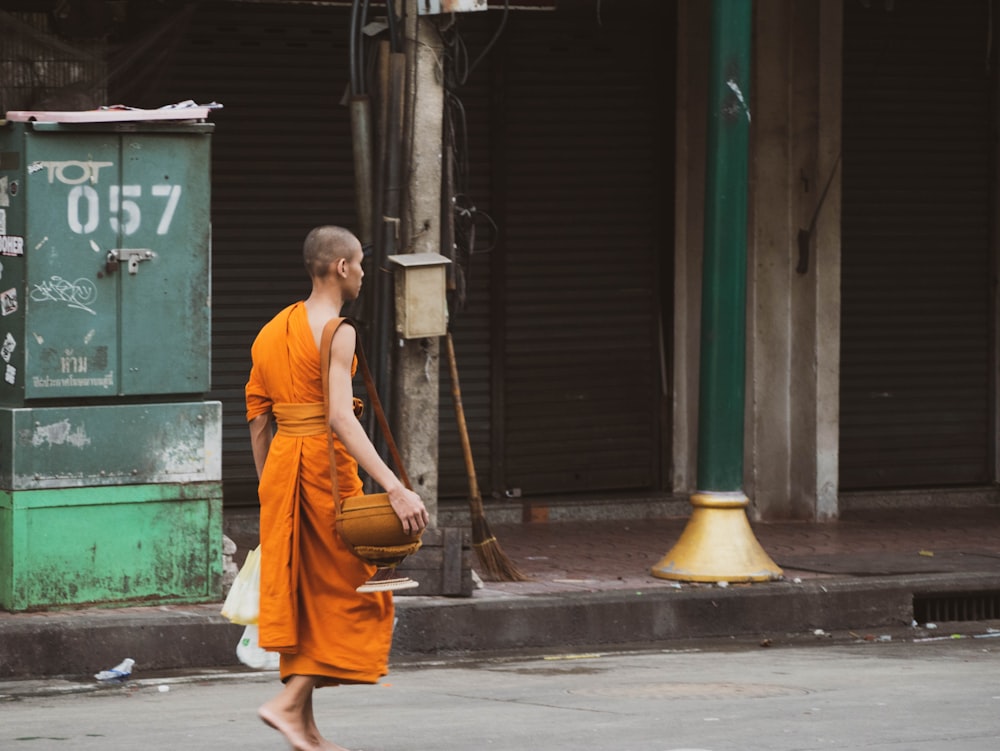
246;225;428;750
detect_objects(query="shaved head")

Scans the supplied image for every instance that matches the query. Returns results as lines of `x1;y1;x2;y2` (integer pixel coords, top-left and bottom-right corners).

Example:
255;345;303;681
303;226;360;279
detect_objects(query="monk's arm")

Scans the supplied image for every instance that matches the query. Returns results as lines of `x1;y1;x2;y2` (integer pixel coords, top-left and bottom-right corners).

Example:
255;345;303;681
327;326;429;534
249;413;274;480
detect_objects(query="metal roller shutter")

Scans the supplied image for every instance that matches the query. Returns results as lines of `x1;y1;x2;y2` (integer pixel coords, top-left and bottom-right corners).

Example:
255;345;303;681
840;0;994;489
436;19;495;499
114;1;357;501
496;9;663;496
438;4;669;500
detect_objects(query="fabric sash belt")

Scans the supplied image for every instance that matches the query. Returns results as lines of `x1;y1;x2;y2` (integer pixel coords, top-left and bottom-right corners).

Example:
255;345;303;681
273;402;326;436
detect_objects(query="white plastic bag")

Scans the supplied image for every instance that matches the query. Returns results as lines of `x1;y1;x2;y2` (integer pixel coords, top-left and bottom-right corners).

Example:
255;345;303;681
236;624;280;670
221;544;261;625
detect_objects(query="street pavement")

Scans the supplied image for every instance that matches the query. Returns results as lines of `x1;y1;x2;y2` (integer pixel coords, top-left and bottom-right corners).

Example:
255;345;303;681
2;631;1000;751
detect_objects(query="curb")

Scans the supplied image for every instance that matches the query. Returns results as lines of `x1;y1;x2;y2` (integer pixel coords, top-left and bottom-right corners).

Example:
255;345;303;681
392;572;1000;654
2;572;999;681
0;604;242;682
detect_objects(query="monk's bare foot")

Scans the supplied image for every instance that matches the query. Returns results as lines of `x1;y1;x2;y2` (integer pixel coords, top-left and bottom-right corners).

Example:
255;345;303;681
307;723;349;751
303;728;349;751
303;695;350;750
259;701;323;751
305;722;349;751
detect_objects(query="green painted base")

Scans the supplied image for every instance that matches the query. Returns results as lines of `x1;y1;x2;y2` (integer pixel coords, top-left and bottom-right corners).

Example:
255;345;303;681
0;483;223;612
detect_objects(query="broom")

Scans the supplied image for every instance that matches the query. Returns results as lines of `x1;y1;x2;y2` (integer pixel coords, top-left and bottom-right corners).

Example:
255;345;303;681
445;331;528;582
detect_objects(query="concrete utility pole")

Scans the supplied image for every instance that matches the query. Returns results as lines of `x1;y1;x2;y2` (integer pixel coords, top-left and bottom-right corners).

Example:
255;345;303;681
652;0;781;582
395;0;445;525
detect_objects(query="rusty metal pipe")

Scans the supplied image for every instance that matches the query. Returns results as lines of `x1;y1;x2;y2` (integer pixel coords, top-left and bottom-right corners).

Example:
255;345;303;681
350;95;375;248
371;51;407;434
382;51;406;259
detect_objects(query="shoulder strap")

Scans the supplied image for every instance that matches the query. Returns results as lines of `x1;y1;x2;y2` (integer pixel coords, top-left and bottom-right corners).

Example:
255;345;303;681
319;318;412;507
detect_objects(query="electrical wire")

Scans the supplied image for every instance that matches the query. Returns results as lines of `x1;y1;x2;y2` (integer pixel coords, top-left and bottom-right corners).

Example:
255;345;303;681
466;0;509;81
385;0;402;53
441;83;497;316
390;3;504;315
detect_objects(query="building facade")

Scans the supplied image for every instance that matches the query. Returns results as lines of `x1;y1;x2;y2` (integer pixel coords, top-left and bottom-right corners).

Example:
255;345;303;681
2;0;997;526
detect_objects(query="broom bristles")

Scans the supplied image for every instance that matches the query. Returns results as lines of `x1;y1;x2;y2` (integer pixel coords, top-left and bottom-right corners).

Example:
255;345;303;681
447;332;528;582
470;510;529;582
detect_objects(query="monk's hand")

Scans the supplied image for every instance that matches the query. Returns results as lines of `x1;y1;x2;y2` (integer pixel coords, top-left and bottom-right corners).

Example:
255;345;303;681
387;485;429;535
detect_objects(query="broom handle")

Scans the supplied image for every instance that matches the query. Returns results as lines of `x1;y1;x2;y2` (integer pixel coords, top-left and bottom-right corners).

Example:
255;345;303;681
444;332;481;502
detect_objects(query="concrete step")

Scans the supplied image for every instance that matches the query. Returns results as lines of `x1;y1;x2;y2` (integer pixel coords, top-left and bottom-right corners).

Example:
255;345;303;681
2;570;999;681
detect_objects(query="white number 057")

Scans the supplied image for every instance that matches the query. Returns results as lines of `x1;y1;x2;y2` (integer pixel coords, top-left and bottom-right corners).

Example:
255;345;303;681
67;184;183;236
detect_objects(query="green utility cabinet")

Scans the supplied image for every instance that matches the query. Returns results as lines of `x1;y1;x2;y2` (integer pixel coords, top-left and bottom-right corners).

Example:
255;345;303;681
0;112;222;611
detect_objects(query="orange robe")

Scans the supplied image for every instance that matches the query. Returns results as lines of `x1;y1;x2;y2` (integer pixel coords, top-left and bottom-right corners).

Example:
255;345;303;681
245;301;393;684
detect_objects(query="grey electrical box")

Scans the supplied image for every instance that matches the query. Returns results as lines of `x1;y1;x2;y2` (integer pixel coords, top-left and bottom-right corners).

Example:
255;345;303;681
387;252;451;339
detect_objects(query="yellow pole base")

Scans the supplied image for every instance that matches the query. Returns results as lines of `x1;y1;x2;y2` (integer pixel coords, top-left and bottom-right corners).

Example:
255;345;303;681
651;491;783;582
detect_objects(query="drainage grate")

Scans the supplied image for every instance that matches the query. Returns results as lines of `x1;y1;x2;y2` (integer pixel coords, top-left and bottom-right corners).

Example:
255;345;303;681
913;592;1000;623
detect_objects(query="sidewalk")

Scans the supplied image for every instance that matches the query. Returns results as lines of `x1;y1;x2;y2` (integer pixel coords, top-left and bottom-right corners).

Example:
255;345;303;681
2;505;999;680
485;505;1000;593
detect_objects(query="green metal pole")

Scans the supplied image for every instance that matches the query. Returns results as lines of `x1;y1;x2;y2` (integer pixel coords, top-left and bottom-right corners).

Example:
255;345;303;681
697;0;753;492
652;0;780;581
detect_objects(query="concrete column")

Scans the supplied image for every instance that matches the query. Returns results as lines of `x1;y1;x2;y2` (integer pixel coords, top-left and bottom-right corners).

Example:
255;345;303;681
746;0;794;516
396;2;445;525
746;0;842;520
671;0;711;494
812;0;842;520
